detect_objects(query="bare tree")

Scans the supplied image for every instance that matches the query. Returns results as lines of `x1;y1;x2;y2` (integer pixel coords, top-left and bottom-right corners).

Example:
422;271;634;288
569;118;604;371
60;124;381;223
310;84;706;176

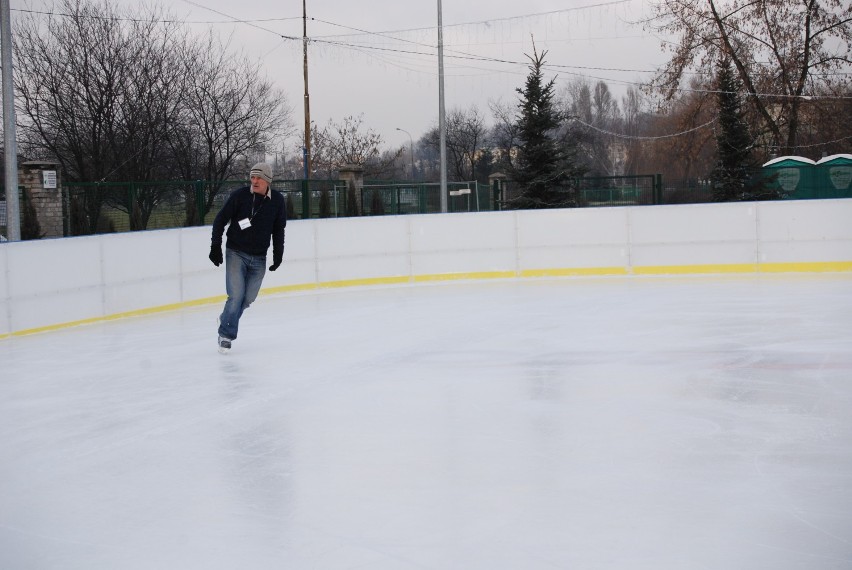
559;78;622;176
170;32;293;225
14;1;192;231
621;86;648;176
422;106;492;182
644;79;717;194
646;0;852;155
310;114;400;178
14;0;292;231
799;87;852;156
489;98;520;176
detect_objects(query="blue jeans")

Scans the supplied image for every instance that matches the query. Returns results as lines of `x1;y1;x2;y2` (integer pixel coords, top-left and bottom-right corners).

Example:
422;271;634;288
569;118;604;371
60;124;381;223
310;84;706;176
218;249;266;340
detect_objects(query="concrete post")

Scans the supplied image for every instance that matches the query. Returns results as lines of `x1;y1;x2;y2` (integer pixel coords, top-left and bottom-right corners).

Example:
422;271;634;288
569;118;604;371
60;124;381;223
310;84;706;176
337;164;365;214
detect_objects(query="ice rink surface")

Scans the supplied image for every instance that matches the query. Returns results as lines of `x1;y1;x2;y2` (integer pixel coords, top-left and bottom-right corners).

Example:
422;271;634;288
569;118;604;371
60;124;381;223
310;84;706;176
1;274;851;569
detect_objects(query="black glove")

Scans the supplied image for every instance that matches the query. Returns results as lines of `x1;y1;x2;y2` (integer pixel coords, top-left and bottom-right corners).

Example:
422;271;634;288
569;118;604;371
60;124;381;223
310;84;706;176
269;252;282;271
209;244;223;267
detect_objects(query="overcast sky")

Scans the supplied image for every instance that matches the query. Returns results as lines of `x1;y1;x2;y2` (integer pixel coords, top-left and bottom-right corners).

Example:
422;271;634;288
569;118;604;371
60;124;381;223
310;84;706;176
19;0;667;152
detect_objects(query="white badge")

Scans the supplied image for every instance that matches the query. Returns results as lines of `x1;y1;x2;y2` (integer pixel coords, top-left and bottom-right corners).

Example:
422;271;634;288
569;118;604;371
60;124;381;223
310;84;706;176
238;218;252;230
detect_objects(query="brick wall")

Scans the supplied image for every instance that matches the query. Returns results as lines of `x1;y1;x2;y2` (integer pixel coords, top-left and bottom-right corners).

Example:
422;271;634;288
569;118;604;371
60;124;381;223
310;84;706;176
19;162;64;238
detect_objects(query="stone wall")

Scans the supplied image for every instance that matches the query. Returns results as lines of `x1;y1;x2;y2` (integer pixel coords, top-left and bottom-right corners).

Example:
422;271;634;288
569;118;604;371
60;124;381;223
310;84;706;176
19;161;64;238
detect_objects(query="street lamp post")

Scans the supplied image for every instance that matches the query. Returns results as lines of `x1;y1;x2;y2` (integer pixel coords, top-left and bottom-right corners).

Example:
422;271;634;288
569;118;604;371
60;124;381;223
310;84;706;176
396;128;414;180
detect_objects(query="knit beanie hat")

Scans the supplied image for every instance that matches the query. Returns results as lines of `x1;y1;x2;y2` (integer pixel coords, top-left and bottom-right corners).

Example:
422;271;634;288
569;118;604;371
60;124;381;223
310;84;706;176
250;162;273;184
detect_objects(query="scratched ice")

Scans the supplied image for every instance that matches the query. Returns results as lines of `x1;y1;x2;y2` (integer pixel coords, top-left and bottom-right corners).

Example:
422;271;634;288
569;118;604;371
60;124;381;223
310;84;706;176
1;275;851;569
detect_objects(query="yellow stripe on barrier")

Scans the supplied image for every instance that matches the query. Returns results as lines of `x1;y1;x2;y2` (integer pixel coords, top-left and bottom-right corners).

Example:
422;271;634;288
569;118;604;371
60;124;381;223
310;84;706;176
320;276;412;289
758;261;852;273
260;282;321;295
414;271;516;283
632;263;758;275
3;261;851;338
8;296;226;338
631;261;852;275
520;267;628;278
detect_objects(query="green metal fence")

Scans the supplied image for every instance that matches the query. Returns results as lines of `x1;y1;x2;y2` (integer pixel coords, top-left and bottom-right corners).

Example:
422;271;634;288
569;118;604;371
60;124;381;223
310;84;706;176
58;179;494;236
3;169;851;240
0;184;35;240
495;175;662;209
59;179;351;236
359;181;494;216
576;175;661;206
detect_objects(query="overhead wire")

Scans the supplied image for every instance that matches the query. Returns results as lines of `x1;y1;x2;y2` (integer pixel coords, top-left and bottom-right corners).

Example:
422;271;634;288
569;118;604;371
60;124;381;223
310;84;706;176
12;7;301;24
20;2;845;98
573;116;718;140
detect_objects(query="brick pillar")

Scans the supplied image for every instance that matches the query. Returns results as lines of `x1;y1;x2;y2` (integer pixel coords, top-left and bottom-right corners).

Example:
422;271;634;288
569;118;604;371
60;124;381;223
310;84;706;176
19;161;63;238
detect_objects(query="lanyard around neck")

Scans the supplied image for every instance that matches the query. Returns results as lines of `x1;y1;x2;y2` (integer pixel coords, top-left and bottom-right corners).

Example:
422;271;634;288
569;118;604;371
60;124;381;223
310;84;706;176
250;191;266;220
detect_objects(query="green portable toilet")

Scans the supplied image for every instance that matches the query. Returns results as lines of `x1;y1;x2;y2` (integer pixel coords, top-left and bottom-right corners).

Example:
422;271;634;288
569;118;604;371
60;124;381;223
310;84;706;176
814;154;852;199
762;155;816;199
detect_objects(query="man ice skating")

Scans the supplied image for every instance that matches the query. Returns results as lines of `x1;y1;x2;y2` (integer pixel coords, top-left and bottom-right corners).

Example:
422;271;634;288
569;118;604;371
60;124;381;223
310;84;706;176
209;162;286;353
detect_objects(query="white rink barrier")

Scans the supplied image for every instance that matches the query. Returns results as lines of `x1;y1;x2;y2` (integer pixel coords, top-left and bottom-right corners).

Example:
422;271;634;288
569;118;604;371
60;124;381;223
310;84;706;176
2;199;851;337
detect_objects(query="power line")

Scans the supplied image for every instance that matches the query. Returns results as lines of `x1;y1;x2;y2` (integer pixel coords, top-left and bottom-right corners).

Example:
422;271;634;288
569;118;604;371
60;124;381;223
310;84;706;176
311;0;633;38
177;0;296;38
11;7;301;24
307;36;851;101
573;117;718;140
16;3;850;102
769;134;852;151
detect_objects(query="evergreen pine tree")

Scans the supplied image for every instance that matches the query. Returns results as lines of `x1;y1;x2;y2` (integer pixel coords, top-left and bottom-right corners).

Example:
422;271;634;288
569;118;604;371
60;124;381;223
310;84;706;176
508;45;583;209
712;57;758;201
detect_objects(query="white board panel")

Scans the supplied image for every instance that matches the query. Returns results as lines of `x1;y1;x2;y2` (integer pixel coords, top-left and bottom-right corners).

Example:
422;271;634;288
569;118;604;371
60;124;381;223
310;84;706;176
517;208;628;247
182;270;225;302
410;211;515;253
263;259;316;289
317;254;410;283
758;199;852;241
630;203;756;244
11;288;104;332
411;249;516;276
519;245;628;271
759;241;852;264
0;301;9;336
104;277;182;315
7;237;102;297
0;245;7;300
631;242;757;268
179;226;217;274
102;230;181;284
282;220;317;262
316;216;408;258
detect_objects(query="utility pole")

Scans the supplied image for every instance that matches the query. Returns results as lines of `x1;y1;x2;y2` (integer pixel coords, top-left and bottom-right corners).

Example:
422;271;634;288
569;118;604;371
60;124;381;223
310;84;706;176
437;0;447;213
396;128;414;179
1;0;19;241
302;0;311;179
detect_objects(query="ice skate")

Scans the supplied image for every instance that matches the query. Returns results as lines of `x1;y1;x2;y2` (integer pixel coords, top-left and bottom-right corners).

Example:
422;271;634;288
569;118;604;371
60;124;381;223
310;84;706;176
218;335;232;354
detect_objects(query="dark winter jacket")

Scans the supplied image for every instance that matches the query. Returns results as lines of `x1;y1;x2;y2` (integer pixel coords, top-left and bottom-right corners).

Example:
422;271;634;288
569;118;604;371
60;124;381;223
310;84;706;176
211;186;286;259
